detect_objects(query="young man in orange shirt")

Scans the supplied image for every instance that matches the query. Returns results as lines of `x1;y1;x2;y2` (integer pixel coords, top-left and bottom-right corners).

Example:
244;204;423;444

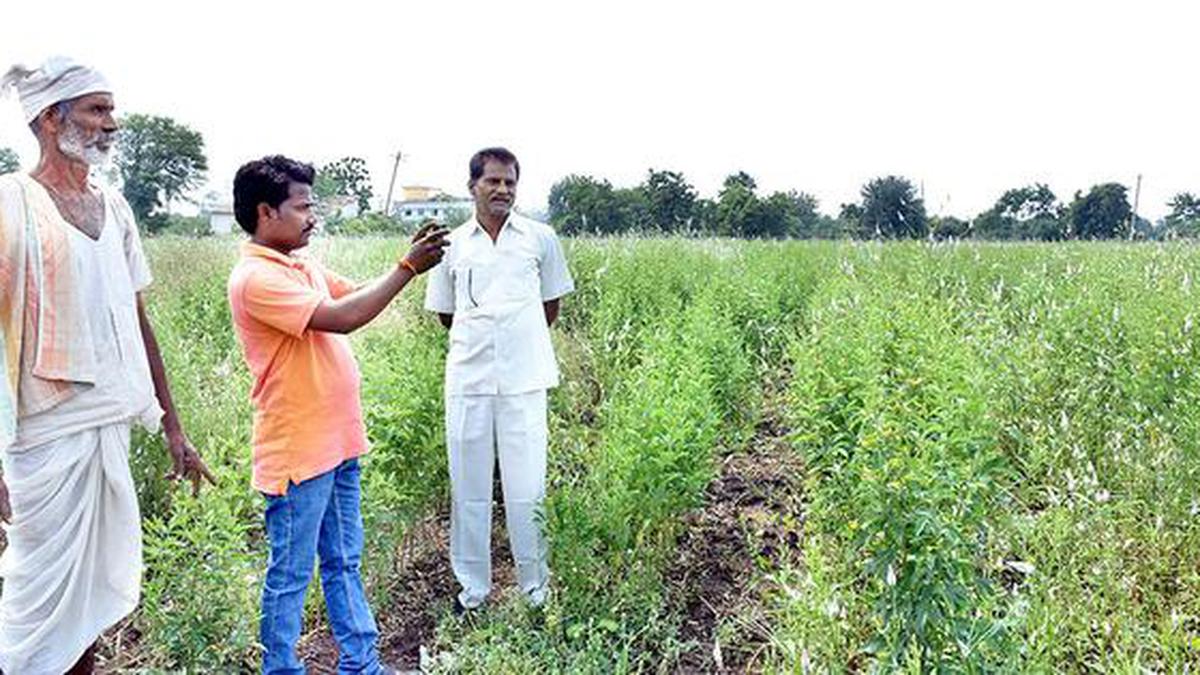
227;155;447;674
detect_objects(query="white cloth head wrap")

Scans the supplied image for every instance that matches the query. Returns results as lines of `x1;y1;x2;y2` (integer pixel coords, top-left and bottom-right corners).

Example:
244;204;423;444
0;56;112;124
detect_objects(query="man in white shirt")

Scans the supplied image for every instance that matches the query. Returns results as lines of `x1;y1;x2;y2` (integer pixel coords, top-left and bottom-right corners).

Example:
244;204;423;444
424;147;574;611
0;57;214;675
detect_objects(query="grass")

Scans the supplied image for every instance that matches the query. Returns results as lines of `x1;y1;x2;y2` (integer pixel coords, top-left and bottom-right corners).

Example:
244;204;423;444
109;236;1200;672
769;242;1200;672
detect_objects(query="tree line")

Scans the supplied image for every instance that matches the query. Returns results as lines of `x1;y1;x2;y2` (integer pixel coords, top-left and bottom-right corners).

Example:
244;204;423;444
4;117;1198;240
1;118;379;236
549;170;1200;241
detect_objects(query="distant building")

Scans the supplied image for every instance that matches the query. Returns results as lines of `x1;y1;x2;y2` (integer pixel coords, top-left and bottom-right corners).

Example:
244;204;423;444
324;195;361;220
399;185;444;202
392;185;474;223
203;202;236;235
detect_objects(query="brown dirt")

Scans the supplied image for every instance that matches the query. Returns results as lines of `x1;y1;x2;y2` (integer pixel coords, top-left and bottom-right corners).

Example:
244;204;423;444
301;480;517;672
664;389;805;674
95;620;145;673
90;489;516;673
41;388;805;674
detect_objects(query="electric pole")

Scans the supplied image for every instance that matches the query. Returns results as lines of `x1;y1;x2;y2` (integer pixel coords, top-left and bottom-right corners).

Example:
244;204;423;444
383;149;403;217
1129;173;1142;240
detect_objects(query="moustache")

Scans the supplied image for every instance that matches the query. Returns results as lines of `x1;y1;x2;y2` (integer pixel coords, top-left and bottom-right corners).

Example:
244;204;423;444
90;131;118;149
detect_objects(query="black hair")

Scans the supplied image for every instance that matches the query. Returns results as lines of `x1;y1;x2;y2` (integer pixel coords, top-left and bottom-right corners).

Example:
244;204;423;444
233;155;315;234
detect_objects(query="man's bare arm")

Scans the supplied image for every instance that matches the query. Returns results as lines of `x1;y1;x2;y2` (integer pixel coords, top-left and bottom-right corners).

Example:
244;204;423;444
137;294;217;496
544;298;561;327
309;267;415;334
309;226;448;334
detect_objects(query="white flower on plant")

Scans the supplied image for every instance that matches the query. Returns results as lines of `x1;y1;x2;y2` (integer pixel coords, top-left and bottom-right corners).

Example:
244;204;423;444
1005;560;1036;576
824;598;841;618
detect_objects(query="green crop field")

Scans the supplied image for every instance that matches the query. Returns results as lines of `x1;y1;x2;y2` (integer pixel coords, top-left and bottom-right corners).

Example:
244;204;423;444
82;237;1200;672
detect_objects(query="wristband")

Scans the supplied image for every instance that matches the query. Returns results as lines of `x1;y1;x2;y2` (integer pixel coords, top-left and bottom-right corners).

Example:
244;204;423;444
399;258;419;276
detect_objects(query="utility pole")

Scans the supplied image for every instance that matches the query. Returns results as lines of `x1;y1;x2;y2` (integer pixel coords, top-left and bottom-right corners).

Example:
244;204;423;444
383;149;403;217
1129;173;1142;240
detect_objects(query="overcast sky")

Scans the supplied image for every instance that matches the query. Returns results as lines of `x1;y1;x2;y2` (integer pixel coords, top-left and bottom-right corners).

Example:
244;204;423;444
1;0;1195;220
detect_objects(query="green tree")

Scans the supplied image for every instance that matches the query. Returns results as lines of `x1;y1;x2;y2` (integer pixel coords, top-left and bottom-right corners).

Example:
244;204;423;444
1165;192;1200;237
779;191;822;238
1130;215;1156;240
716;172;760;237
614;187;652;233
811;214;852;239
716;182;811;239
1067;183;1131;239
691;198;719;235
929;215;970;240
837;202;863;236
973;184;1064;240
549;175;623;235
998;183;1059;221
325;213;404;236
0;147;18;174
641;169;697;232
723;171;757;192
751;192;797;239
859;176;927;239
113;114;208;232
315;156;373;217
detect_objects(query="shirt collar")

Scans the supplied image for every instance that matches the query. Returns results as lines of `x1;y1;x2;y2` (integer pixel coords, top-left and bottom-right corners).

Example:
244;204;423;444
240;241;309;269
468;212;525;238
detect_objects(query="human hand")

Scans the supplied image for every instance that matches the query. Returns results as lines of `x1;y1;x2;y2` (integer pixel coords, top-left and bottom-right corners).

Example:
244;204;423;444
165;432;218;497
411;219;441;243
401;225;450;274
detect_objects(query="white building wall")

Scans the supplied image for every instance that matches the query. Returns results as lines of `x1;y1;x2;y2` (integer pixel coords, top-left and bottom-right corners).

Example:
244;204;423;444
209;212;236;235
393;199;474;222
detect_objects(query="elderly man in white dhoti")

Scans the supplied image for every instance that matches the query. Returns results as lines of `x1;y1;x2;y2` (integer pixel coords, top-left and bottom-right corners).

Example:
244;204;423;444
0;57;215;675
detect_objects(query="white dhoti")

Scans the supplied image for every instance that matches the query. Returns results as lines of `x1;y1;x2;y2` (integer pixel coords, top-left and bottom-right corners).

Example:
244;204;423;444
0;423;142;675
446;390;550;608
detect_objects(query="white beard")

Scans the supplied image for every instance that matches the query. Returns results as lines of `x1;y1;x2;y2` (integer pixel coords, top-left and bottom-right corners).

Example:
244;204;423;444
57;120;113;166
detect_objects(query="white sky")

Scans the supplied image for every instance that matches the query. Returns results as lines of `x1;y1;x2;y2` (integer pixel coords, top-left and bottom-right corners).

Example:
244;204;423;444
1;0;1196;221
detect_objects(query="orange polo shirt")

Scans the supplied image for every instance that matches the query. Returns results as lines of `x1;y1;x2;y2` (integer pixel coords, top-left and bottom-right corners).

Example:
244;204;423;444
227;242;368;495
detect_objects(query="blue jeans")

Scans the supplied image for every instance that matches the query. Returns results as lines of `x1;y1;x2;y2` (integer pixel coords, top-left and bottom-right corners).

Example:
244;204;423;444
260;458;381;674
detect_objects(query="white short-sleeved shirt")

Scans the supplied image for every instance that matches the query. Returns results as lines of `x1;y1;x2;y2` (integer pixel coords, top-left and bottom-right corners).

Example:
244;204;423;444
424;213;574;396
14;184;162;450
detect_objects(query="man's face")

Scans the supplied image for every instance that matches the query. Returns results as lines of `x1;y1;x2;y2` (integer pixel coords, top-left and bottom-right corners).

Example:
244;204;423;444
258;182;318;252
55;93;118;166
471;159;518;221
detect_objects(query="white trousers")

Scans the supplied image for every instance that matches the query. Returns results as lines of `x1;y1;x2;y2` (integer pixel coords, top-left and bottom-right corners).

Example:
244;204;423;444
0;423;142;675
446;390;549;608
